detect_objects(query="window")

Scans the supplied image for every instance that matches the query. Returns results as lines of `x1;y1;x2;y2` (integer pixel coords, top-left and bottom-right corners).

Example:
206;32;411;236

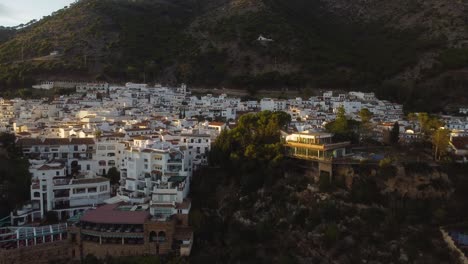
154;155;162;161
73;145;78;151
198;139;201;143
62;153;68;159
100;185;108;192
73;188;86;194
88;188;97;193
34;192;40;198
86;164;91;171
56;171;60;176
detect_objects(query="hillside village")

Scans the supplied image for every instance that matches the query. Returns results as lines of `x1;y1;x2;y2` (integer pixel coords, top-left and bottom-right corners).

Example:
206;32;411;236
0;82;467;263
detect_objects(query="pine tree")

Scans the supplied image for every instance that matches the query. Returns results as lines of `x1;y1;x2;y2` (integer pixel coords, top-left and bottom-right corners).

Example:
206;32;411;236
390;122;399;145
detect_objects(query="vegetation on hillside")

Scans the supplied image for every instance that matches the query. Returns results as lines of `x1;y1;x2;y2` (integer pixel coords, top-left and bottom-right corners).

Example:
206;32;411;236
0;0;465;111
0;133;31;217
189;111;463;263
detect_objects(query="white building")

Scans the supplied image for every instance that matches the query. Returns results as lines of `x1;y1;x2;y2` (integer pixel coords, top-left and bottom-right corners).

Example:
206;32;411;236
119;140;192;208
180;130;211;166
28;161;110;221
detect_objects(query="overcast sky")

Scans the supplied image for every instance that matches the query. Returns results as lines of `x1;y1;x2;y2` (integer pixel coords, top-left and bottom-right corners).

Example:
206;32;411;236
0;0;76;27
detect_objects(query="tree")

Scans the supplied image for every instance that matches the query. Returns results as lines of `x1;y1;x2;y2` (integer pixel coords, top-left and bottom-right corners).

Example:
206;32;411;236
359;108;373;124
334;106;348;134
416;112;443;138
407;112;417;123
325;106;359;143
359;108;373;140
94;130;102;138
432;128;450;161
390;122;400;145
106;167;120;185
0;133;30;217
210;111;291;192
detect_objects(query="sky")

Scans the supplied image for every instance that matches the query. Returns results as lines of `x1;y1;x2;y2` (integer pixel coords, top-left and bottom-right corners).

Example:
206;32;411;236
0;0;76;27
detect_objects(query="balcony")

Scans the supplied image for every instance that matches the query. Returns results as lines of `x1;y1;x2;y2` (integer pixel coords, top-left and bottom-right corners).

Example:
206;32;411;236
53;178;71;186
285;141;350;151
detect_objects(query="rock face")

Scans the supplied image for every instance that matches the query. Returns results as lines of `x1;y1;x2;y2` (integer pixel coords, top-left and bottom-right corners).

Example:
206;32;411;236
335;163;453;199
383;165;452;199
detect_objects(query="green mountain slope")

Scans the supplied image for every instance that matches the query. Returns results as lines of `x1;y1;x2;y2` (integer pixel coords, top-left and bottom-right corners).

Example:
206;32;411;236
0;0;467;110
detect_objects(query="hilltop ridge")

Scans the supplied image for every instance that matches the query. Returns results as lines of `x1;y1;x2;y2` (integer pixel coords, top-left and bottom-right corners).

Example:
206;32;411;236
0;0;467;110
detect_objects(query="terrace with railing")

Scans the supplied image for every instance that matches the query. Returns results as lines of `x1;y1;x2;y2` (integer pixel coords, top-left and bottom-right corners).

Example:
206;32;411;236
0;223;68;250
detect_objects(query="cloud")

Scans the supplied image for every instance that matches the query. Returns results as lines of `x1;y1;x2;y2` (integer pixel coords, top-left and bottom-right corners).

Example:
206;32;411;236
0;3;12;16
0;3;23;26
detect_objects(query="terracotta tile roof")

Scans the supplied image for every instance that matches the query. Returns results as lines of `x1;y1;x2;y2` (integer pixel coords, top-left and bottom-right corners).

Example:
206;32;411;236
125;128;152;132
134;136;150;140
17;138;41;146
69;138;95;145
37;164;65;170
208;122;225;126
17;138;95;146
80;203;150;225
451;137;468;150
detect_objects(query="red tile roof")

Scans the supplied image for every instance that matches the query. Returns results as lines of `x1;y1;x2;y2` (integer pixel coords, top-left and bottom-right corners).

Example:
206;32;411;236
17;138;95;146
80;204;150;225
208;122;225;126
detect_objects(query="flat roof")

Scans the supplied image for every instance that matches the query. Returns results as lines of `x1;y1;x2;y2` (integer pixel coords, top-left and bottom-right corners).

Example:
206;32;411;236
80;203;150;225
72;177;108;185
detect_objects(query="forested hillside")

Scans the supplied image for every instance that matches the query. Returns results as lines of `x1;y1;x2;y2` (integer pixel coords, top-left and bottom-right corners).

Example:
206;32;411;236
0;0;467;110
